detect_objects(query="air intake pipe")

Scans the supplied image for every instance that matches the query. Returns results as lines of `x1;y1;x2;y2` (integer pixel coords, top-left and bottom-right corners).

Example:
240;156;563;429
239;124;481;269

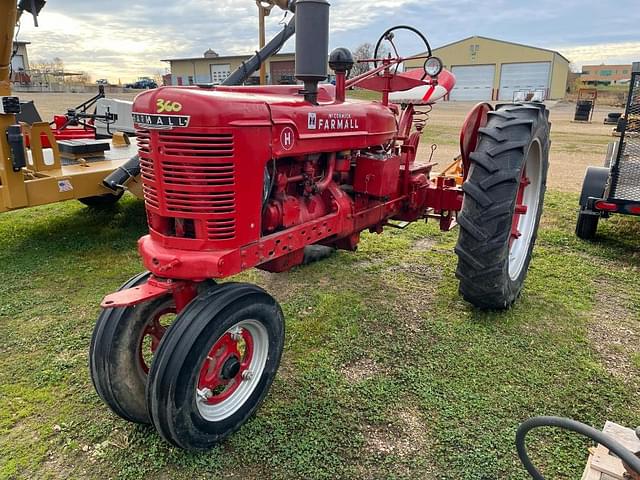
103;154;141;192
295;0;330;104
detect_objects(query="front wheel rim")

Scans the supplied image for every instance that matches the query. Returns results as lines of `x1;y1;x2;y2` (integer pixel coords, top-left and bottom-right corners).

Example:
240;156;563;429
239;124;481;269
195;319;269;422
508;139;542;281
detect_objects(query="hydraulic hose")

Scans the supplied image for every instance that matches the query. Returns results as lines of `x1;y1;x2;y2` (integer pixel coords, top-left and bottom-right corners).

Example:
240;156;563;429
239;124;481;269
516;416;640;479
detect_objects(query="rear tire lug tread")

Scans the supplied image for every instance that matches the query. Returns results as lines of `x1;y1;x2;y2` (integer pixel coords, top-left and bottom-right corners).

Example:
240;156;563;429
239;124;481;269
455;103;550;309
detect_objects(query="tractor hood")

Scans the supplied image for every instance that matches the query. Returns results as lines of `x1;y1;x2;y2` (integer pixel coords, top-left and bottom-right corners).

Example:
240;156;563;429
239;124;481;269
132;85;398;155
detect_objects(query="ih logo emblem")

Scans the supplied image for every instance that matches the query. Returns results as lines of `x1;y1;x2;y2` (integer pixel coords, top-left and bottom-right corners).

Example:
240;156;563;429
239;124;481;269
308;112;317;130
281;127;294;151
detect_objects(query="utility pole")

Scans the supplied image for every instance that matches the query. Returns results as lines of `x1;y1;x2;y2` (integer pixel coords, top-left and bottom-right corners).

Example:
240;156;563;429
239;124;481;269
256;1;293;85
257;1;271;85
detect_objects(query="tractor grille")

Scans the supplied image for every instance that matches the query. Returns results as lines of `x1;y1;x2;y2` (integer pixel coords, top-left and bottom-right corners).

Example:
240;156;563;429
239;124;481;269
137;129;237;241
610;72;640;201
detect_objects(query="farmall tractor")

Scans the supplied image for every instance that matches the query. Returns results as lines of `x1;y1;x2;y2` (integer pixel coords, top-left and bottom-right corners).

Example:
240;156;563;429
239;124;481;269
90;0;551;450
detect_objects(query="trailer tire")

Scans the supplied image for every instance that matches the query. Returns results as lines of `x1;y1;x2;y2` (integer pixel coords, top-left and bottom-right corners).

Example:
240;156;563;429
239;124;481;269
455;103;550;309
79;191;124;208
576;209;599;239
146;283;284;450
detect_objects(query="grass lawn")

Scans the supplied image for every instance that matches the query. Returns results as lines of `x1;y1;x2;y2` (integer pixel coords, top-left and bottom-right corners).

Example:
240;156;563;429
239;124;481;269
1;189;639;479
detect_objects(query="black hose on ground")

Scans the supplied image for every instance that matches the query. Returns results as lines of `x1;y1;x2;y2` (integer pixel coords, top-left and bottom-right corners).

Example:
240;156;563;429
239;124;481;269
516;416;640;479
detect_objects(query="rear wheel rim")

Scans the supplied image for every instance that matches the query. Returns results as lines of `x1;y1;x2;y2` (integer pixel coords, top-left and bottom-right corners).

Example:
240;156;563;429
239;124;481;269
196;319;269;422
508;139;542;281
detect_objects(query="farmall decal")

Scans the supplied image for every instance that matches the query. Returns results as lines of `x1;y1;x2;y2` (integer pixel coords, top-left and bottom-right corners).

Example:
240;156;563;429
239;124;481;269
308;112;360;131
132;112;190;130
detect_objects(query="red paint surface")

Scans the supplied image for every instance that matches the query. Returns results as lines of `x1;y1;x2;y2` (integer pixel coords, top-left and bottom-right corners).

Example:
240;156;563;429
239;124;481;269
106;74;470;306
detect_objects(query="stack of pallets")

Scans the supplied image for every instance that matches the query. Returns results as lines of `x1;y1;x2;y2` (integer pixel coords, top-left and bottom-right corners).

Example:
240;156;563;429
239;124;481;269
581;422;640;480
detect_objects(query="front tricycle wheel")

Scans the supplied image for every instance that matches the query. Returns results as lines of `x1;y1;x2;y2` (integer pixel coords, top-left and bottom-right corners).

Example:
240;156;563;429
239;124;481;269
89;272;176;424
146;283;285;450
455;103;550;309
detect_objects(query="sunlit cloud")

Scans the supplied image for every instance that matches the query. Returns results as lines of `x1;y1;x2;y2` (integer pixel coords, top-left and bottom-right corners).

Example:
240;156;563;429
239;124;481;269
554;42;640;69
15;0;640;82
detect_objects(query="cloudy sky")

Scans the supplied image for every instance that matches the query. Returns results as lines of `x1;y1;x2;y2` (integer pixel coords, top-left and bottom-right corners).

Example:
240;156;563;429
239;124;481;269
16;0;640;82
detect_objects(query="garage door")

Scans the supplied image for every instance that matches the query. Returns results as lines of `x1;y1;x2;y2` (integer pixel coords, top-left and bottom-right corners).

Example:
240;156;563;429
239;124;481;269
210;64;231;85
450;65;495;101
499;62;551;101
270;60;296;85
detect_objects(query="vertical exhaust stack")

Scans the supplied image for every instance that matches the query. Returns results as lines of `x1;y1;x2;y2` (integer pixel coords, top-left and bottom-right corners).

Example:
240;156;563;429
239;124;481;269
295;0;330;104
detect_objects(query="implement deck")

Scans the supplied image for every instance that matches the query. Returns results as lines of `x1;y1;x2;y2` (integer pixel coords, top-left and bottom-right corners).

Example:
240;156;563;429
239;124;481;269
0;138;139;212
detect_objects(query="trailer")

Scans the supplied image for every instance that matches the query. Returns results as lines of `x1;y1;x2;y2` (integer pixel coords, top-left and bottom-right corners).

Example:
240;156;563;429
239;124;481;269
576;62;640;239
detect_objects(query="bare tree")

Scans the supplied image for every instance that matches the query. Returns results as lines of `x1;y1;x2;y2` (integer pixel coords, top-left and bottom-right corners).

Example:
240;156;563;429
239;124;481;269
349;42;391;78
350;42;374;78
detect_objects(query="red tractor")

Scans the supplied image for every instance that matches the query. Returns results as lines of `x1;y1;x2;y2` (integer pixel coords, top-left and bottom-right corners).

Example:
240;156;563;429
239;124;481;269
90;0;551;450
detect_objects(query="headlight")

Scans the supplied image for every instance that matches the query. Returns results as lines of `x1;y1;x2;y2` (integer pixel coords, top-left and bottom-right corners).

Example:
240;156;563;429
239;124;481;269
424;57;443;78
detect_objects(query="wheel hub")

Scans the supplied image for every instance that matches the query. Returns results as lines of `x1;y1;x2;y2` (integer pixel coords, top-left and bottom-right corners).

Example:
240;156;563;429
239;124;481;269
510;168;531;246
197;328;254;405
221;356;241;380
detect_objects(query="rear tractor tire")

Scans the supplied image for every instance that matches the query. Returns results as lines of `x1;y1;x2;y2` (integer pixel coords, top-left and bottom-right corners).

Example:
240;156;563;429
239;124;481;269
146;283;285;450
455;103;550;309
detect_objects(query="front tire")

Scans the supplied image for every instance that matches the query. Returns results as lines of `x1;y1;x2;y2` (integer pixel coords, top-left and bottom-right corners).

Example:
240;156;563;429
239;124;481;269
455;103;550;309
146;283;285;450
89;272;175;424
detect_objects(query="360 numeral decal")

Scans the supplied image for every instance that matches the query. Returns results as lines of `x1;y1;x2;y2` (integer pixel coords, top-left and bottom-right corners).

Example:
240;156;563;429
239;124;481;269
156;99;183;113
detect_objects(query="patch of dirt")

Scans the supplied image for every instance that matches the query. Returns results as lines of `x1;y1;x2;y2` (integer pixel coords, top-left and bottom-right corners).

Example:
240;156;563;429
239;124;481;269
588;278;640;386
414;237;438;251
341;357;384;382
363;407;428;458
18;92;138;122
382;262;443;332
254;269;314;304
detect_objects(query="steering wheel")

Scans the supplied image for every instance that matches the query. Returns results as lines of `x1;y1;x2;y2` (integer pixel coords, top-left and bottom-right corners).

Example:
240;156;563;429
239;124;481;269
373;25;433;77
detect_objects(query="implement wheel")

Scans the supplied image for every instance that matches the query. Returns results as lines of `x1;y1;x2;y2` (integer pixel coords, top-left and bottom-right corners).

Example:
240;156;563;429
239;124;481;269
79;191;124;208
90;272;175;423
455;103;550;309
146;283;284;450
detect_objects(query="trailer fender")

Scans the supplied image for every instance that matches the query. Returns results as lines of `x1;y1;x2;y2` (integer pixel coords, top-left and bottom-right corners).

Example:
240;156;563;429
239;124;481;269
579;166;609;208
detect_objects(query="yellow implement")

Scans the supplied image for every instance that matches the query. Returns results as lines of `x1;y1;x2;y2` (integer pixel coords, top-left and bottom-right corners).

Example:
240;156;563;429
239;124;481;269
0;0;142;213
